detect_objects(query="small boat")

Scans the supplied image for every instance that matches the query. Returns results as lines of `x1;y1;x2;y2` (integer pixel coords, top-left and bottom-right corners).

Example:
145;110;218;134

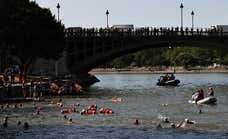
156;73;180;86
157;79;180;86
188;96;217;105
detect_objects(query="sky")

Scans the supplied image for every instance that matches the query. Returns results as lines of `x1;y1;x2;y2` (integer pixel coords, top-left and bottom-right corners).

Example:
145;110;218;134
35;0;228;28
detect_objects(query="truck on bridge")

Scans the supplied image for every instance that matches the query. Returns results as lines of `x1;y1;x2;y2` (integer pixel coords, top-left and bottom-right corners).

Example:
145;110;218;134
111;24;134;32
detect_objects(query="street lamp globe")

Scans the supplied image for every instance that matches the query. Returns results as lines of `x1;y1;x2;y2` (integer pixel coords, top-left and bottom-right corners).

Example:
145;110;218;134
191;10;194;16
106;10;109;15
57;3;60;9
180;3;184;9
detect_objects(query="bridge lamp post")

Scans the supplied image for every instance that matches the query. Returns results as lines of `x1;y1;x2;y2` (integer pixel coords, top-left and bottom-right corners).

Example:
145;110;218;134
106;10;109;28
55;2;61;77
180;3;184;29
57;2;60;22
191;10;195;31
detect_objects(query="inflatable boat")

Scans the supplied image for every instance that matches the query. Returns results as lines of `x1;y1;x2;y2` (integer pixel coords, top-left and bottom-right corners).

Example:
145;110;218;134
188;96;217;105
157;79;180;86
156;74;180;86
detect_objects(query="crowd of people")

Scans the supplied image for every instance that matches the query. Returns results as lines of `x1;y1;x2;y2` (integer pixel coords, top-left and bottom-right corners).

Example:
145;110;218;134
0;98;115;129
158;73;175;83
0;86;217;132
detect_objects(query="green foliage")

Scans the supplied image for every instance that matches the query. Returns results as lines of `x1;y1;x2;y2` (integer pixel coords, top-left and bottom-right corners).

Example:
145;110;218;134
223;54;228;65
108;47;228;68
0;0;65;72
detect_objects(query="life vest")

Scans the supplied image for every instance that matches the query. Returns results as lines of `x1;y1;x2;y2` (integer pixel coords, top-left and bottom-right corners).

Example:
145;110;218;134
86;109;96;115
88;104;97;111
99;108;113;114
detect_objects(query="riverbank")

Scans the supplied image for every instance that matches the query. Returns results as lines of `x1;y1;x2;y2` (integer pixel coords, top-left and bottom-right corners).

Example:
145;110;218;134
89;66;228;74
0;73;99;102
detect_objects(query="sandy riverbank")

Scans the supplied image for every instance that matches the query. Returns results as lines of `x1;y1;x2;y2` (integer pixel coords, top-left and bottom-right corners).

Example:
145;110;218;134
89;67;228;74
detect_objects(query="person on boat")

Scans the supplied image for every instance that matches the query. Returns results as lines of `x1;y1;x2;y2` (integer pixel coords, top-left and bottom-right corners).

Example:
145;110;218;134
207;87;214;97
192;89;204;102
192;90;200;101
164;74;169;81
169;74;175;80
197;89;204;101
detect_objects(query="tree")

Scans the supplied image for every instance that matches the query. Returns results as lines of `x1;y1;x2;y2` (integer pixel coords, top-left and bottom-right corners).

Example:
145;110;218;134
175;52;198;69
0;0;65;76
223;54;228;65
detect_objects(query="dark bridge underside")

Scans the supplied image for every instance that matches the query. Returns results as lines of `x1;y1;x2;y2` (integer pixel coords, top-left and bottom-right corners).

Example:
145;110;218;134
66;35;228;74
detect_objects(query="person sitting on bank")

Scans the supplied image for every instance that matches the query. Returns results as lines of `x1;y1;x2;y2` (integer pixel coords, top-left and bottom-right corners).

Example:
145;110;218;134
207;87;214;97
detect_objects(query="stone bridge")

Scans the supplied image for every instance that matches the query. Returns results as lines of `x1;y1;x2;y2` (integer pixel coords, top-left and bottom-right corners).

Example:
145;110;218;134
65;27;228;74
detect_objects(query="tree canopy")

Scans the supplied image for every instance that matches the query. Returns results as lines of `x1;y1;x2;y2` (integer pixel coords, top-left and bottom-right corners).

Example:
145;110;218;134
104;47;228;69
0;0;65;73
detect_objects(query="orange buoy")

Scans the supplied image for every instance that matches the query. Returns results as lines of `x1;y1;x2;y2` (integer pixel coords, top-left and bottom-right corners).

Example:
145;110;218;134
86;109;96;115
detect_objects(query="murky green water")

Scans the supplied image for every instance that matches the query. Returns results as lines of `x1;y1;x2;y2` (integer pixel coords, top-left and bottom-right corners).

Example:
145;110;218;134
1;73;228;138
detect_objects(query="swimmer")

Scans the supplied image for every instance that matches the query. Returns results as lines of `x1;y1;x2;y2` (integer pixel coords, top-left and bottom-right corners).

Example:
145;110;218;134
65;117;73;124
156;123;163;129
36;110;40;115
184;118;196;124
170;123;176;128
133;119;140;125
68;118;73;123
23;122;29;129
163;117;170;123
14;104;18;108
80;109;86;115
6;104;10;108
158;115;170;123
63;115;68;119
2;121;8;128
4;116;9;121
176;118;196;128
17;121;21;126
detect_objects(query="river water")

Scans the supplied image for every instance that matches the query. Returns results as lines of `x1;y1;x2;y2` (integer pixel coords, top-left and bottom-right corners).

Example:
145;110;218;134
1;73;228;139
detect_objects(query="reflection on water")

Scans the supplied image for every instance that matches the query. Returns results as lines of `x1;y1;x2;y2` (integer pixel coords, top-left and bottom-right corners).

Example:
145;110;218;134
1;73;228;139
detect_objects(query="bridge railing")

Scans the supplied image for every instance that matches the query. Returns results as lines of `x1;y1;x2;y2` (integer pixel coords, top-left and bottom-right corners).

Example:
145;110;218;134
65;27;227;38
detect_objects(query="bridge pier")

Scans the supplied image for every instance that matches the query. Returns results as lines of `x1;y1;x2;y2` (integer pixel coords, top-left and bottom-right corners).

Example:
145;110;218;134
71;72;100;88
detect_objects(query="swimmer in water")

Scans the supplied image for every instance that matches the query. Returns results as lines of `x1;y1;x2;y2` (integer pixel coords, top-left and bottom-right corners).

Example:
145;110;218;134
133;119;140;125
23;122;29;129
